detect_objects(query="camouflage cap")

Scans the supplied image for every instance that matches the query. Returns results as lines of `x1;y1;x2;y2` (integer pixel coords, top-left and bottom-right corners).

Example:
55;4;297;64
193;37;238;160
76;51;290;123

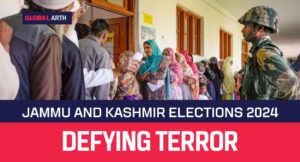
238;6;279;34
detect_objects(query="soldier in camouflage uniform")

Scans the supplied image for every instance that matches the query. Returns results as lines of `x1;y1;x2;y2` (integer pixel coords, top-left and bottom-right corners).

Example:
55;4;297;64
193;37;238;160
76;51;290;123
239;6;299;100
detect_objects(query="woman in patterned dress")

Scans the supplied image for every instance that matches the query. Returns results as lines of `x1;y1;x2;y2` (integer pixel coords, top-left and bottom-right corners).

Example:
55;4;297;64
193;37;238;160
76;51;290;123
137;40;171;100
163;48;183;100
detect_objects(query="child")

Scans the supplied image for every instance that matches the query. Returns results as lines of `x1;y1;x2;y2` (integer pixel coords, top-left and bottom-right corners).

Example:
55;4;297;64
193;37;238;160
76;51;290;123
199;80;212;100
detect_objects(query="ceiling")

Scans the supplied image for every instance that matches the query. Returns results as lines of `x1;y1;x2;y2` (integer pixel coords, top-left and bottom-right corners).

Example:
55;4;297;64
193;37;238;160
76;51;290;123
215;0;300;36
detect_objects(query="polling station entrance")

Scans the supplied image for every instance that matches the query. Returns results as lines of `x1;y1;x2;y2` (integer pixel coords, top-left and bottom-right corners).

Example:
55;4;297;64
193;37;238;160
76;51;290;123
80;0;136;63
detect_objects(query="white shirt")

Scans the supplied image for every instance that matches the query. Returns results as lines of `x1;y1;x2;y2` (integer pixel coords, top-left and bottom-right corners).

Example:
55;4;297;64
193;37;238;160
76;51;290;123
83;68;114;88
64;29;114;89
64;28;79;47
0;43;19;99
199;94;210;100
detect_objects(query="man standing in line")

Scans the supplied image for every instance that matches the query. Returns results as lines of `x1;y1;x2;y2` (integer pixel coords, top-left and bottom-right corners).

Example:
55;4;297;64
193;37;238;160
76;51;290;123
239;6;299;100
61;0;85;100
79;19;114;100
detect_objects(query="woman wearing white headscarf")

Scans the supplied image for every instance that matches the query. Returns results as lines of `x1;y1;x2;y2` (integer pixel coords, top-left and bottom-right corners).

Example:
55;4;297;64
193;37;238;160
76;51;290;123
176;52;195;100
222;57;235;100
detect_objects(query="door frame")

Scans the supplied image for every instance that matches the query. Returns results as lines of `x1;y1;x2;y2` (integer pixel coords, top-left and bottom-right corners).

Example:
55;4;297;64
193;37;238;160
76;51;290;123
107;17;128;64
89;0;136;51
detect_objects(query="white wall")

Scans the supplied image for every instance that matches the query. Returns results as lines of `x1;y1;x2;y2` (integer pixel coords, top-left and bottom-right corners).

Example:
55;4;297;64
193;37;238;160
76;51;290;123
138;0;244;69
138;0;177;51
78;5;125;25
0;0;24;19
272;35;300;59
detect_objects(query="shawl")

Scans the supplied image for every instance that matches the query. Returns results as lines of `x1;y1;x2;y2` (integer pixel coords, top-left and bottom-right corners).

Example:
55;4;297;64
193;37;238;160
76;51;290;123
165;48;183;85
222;57;235;94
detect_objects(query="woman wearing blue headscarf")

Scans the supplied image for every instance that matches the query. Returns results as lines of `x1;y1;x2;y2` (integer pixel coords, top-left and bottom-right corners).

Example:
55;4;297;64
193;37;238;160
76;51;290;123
137;40;171;100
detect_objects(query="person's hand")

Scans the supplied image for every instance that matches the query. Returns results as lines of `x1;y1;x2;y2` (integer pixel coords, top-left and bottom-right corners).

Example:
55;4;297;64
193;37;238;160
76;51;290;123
205;64;209;69
170;78;176;84
296;72;300;79
121;58;143;73
183;76;195;85
138;72;149;81
0;21;13;53
111;60;116;69
150;79;158;85
183;76;189;83
113;68;122;78
187;77;196;85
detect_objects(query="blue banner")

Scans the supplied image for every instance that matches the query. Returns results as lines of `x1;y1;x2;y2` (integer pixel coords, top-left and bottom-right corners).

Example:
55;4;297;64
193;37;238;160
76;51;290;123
0;101;299;122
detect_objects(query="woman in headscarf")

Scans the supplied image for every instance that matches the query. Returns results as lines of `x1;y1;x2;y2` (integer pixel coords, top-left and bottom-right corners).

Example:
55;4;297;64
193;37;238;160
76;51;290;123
114;51;141;100
176;52;194;100
209;57;224;100
181;50;199;100
196;60;216;100
222;57;235;100
163;48;183;100
199;60;217;100
137;40;171;100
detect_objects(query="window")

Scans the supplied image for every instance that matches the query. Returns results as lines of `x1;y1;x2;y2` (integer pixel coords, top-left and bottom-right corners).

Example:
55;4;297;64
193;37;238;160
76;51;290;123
242;40;249;64
191;17;201;54
177;7;202;55
220;29;232;59
183;13;190;51
90;0;136;62
176;9;181;52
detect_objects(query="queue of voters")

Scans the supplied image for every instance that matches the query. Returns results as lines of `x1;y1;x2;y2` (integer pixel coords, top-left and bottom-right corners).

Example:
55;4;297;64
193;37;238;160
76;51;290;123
0;0;300;100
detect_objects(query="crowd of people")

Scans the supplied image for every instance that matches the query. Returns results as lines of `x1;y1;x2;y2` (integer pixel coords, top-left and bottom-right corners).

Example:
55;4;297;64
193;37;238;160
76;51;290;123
0;0;300;100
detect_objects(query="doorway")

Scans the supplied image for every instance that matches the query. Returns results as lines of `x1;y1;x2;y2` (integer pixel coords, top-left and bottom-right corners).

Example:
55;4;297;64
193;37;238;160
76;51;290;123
107;17;128;63
80;0;135;64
